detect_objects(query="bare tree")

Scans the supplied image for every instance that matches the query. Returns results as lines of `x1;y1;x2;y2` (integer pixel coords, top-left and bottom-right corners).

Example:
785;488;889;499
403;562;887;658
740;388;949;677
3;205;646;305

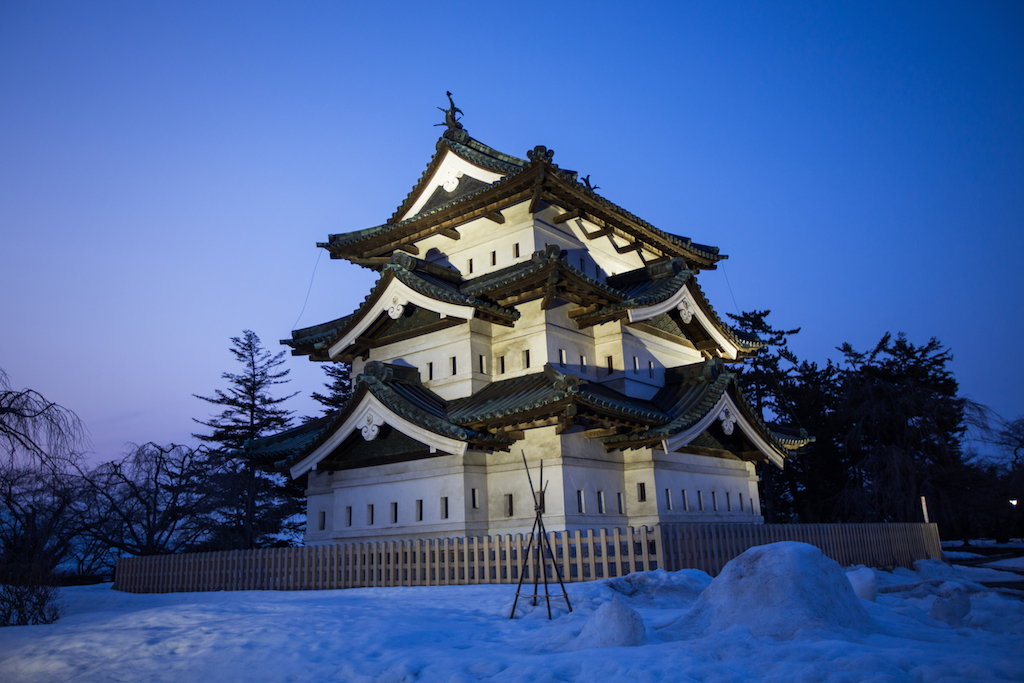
76;443;217;556
0;368;86;466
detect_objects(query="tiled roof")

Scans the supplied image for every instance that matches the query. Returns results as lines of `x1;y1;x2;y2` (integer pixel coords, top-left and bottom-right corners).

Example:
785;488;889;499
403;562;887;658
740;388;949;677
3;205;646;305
284;252;519;358
448;365;670;426
322;133;725;268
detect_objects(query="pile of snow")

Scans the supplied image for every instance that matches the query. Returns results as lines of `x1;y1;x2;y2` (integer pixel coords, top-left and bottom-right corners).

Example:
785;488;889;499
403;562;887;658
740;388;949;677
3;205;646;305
662;542;876;639
845;566;877;602
563;595;646;650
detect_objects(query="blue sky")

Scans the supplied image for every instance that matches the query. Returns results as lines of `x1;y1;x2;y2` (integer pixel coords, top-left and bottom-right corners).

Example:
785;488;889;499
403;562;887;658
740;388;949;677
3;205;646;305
1;1;1021;460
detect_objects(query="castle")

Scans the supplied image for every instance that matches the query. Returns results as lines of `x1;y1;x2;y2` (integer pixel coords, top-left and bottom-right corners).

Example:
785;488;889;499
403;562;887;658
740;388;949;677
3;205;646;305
243;97;810;544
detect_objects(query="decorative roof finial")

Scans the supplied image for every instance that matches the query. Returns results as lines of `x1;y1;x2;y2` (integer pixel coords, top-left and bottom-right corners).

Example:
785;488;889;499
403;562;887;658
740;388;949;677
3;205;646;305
581;175;600;192
526;145;554;163
435;91;468;143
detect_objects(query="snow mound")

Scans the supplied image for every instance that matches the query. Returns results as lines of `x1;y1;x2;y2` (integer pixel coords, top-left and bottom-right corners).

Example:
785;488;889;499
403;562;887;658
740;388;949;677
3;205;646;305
846;567;878;602
929;586;971;627
662;542;876;639
564;595;646;650
604;568;711;602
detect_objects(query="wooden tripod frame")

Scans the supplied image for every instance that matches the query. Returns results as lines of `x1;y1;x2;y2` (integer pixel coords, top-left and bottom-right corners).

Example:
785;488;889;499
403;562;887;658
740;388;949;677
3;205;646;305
509;453;573;620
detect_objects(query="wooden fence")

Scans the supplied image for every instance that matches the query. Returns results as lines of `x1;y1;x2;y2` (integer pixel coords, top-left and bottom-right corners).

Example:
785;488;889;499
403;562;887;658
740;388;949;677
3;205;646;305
113;522;942;594
659;522;942;576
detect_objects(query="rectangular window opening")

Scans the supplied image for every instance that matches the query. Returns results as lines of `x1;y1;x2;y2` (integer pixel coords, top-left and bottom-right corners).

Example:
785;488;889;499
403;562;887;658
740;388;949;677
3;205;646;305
726;492;732;512
523;349;531;369
467;258;473;274
318;510;326;531
478;354;485;374
665;488;673;511
579;355;586;372
712;491;719;512
637;482;647;502
606;355;614;375
558;349;566;367
441;497;449;520
682;490;689;512
346;506;352;527
490;251;497;266
698;491;704;511
390;502;398;524
450;356;457;376
579;257;586;273
739;493;744;512
576;490;585;514
367;504;374;525
617;492;624;515
427;362;433;381
633;356;639;374
597;490;606;514
513;243;520;258
499;356;506;374
648;360;654;378
504;493;514;517
471;488;479;509
416;499;423;522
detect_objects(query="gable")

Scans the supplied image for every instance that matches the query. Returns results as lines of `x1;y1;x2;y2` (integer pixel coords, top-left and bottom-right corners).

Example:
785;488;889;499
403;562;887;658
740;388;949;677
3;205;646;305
397;149;504;223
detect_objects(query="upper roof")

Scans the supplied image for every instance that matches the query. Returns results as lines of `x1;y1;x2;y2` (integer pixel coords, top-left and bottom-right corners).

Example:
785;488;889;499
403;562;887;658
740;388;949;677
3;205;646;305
318;110;726;270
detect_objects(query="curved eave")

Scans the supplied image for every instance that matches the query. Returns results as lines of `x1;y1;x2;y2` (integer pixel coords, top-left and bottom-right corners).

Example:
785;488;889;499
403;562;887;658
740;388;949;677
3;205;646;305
623;280;760;360
601;377;792;469
287;264;518;362
542;171;725;268
288;378;512;478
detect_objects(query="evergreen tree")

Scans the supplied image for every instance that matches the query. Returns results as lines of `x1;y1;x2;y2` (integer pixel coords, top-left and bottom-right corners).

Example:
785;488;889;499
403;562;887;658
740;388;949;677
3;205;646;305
193;331;302;549
836;333;968;526
727;310;803;522
309;363;353;418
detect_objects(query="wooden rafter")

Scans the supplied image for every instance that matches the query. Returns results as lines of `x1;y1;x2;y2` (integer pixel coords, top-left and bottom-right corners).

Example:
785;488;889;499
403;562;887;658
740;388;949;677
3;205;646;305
483;210;505;224
437;227;460;240
552;208;581;225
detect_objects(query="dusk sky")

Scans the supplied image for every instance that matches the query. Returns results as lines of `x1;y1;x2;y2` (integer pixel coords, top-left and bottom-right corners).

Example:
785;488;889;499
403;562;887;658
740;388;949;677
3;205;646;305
2;1;1021;462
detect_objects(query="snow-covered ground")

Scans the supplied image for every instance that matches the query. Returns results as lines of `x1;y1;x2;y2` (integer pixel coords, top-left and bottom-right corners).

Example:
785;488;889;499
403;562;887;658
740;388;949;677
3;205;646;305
1;542;1022;682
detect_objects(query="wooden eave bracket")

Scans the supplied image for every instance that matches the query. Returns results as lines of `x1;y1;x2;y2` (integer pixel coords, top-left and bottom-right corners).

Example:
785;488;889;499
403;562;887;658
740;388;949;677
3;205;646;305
437;227;461;240
483;210;505;224
552;208;581;225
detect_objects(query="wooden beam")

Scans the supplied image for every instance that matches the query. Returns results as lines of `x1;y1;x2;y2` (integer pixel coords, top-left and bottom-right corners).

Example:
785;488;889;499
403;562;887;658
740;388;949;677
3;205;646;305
567;304;599;319
614;241;643;255
556;417;574;435
583;427;620;439
694;339;720;351
552;208;580;225
540;271;559;310
396;243;420;256
483;210;505;224
582;226;612;240
437;227;460;240
528;169;545;215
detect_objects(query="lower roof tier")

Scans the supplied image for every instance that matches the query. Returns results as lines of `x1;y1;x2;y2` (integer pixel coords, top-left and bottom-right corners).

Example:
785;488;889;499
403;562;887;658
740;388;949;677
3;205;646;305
239;360;812;479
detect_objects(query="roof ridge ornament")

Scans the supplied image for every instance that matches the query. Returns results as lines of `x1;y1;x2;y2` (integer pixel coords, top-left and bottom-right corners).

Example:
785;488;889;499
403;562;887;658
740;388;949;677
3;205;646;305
435;91;469;143
526;145;554;163
581;175;599;192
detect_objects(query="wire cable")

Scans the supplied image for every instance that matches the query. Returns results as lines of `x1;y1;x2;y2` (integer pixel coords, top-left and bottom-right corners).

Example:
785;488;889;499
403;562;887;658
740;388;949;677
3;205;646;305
292;249;323;330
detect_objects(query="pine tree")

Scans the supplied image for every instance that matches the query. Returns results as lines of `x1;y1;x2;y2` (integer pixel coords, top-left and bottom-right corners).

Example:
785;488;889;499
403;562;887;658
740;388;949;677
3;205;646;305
727;310;803;522
836;333;968;525
309;363;353;417
192;331;301;549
